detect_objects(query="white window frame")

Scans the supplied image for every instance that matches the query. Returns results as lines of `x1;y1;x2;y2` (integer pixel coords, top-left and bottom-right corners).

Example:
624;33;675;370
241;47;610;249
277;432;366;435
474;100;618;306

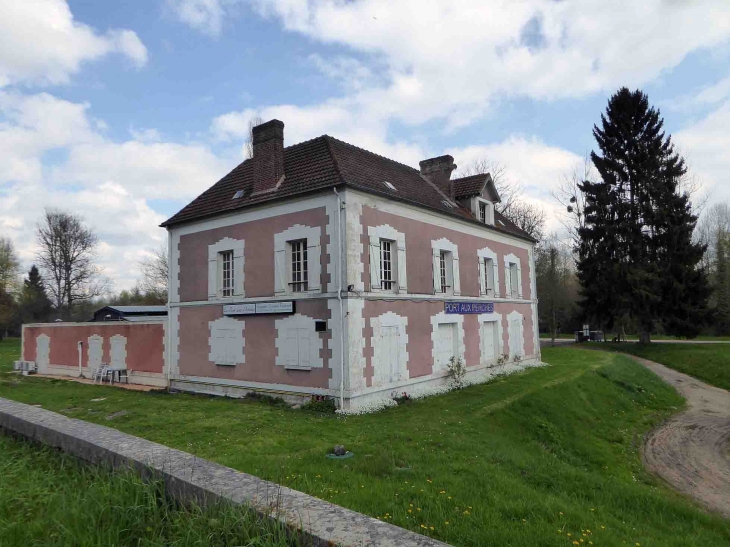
503;253;523;299
208;317;245;366
507;310;525;359
274;314;324;370
477;312;503;365
289;238;309;293
431;238;460;296
430;312;466;373
274;225;322;295
367;224;407;293
208;237;245;300
370;312;409;387
472;197;495;225
477;246;500;297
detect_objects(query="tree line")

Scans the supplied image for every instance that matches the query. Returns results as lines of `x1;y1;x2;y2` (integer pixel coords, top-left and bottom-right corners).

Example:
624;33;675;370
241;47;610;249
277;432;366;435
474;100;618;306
0;210;167;339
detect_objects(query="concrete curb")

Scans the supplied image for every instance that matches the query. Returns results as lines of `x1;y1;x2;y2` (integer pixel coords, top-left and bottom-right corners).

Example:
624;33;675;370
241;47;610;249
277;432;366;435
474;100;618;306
0;397;448;547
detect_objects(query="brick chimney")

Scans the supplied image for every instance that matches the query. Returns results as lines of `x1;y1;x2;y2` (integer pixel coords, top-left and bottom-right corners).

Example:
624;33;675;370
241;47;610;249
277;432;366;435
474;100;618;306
419;155;457;197
251;119;285;195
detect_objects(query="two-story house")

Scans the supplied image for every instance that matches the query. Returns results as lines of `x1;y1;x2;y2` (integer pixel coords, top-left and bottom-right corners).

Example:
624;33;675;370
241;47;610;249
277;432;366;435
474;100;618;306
162;120;541;410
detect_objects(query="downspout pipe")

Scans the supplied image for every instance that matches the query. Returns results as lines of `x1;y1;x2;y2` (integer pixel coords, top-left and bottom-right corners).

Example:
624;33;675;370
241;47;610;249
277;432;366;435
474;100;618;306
333;188;345;410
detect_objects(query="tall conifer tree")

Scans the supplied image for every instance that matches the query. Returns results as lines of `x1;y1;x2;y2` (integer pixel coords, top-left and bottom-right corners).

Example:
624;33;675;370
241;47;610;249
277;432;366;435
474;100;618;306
577;88;709;342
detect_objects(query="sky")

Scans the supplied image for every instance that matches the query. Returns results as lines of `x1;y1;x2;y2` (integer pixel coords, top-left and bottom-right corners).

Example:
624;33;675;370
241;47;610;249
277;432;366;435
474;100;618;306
1;0;729;292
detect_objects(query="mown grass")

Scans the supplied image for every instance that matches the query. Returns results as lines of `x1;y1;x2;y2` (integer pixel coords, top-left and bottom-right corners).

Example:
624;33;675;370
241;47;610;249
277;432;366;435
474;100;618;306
1;338;728;546
542;333;730;341
605;342;730;391
0;433;293;546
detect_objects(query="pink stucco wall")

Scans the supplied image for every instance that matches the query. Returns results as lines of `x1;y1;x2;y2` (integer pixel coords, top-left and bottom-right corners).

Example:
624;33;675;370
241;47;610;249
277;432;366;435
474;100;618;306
178;208;329;302
360;206;532;298
362;300;535;386
176;299;332;389
22;323;165;374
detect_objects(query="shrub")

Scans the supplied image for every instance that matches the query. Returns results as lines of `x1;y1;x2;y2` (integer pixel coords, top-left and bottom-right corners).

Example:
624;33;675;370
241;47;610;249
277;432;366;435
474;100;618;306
301;396;336;413
446;356;467;389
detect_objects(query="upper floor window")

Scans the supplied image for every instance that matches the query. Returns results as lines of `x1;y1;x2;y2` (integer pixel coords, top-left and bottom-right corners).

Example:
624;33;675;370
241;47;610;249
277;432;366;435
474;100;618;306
221;250;234;297
504;253;523;299
380;239;395;291
368;225;407;294
483;257;494;295
274;225;322;295
432;238;461;296
208;238;245;300
439;251;450;293
478;246;500;298
290;239;308;292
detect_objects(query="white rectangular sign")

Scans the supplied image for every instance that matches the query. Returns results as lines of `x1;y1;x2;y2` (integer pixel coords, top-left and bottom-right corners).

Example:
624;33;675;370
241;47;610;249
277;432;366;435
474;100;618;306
223;301;294;315
223;303;256;315
256;301;294;314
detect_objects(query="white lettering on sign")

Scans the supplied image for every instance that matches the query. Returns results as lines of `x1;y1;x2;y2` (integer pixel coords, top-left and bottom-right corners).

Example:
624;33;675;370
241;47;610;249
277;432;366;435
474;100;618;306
223;304;256;315
256;301;294;314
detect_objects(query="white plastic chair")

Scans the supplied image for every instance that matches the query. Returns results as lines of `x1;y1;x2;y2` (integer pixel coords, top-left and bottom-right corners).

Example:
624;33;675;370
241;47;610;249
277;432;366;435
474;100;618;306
91;363;110;384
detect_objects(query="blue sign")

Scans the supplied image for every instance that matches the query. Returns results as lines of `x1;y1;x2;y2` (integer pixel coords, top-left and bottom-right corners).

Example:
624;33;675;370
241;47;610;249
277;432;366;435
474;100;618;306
445;301;494;314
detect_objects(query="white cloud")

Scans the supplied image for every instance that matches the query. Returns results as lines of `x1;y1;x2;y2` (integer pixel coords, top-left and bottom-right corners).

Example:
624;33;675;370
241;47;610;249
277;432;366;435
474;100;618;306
166;0;245;36
251;0;730;128
0;0;148;87
676;99;730;208
0;92;230;291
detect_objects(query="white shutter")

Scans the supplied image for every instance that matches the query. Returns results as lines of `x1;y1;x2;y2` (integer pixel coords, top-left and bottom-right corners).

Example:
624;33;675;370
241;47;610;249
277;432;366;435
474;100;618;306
505;265;511;297
233;246;244;296
275;249;287;295
307;240;321;292
516;264;523;299
208;255;218;299
432;250;441;294
493;261;500;297
369;241;381;291
397;242;407;294
478;259;486;296
452;255;461;296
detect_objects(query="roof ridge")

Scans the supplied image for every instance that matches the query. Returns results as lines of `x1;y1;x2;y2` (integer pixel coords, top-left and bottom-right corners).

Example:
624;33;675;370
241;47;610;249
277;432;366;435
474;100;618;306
325;135;421;174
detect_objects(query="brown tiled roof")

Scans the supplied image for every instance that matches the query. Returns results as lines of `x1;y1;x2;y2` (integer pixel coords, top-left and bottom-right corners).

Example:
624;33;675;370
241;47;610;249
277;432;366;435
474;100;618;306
452;174;489;199
161;135;534;242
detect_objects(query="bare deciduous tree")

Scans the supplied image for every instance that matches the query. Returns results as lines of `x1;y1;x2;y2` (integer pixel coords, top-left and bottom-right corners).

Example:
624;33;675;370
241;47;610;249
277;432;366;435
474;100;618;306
551;154;594;246
0;237;20;294
696;202;730;272
458;159;546;240
243;115;264;159
36;209;106;317
139;243;169;300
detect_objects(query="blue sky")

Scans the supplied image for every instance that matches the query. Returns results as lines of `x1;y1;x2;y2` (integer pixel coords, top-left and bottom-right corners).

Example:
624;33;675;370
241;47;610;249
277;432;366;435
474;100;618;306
1;0;729;290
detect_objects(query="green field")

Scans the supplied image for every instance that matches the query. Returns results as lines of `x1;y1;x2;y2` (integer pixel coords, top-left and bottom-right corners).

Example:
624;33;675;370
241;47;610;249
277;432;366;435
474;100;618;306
0;338;728;546
605;343;730;391
0;434;291;546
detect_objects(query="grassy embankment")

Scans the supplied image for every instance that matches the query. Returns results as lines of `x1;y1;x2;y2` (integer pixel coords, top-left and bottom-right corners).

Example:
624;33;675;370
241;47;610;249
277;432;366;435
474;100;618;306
0;433;292;546
603;342;730;391
0;338;728;546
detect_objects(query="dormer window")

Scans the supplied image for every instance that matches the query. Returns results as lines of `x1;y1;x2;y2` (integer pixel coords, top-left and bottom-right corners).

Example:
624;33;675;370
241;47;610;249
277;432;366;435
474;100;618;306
475;198;494;225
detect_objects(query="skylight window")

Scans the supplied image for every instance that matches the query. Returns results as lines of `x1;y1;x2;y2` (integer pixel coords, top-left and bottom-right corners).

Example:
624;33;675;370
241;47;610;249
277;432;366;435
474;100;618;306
232;190;244;199
383;181;397;191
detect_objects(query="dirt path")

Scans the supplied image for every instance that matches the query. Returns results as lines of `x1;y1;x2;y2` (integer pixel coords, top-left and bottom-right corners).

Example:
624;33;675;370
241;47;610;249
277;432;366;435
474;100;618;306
630;355;730;518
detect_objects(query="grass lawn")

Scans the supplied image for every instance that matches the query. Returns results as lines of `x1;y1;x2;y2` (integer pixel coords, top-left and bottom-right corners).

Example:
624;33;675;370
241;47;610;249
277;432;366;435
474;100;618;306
604;343;730;391
1;338;728;546
0;433;292;546
541;333;730;342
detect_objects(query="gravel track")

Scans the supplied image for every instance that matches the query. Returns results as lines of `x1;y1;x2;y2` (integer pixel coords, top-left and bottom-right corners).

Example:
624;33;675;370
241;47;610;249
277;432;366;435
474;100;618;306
632;355;730;518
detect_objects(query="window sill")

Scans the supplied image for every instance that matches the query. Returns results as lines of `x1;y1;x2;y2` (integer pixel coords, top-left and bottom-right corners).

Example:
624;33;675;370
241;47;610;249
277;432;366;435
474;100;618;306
215;362;237;367
284;366;312;371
